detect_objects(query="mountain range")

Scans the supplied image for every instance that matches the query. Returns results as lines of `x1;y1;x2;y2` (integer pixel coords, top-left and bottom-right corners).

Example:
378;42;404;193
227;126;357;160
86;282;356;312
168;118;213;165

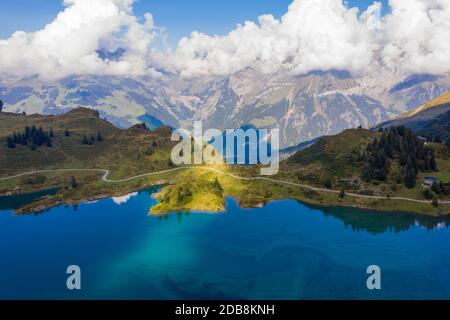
1;69;450;147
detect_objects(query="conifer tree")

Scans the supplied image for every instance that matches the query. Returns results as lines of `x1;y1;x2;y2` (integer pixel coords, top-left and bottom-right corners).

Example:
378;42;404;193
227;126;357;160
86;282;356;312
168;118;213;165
6;136;15;148
96;132;103;142
71;176;78;189
404;165;416;189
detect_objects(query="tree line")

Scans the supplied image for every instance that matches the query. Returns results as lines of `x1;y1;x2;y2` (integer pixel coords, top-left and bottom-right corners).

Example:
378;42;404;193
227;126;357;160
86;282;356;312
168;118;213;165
81;132;103;145
360;126;437;189
5;125;105;149
6;125;54;150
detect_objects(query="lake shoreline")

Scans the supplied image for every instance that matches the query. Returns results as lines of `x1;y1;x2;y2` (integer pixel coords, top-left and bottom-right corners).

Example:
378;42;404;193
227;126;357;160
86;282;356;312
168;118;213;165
1;165;449;217
5;182;450;218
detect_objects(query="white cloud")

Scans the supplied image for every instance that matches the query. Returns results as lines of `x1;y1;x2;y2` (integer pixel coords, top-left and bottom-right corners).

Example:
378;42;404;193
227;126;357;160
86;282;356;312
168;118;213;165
169;0;450;77
0;0;449;79
0;0;160;79
381;0;450;74
170;0;381;77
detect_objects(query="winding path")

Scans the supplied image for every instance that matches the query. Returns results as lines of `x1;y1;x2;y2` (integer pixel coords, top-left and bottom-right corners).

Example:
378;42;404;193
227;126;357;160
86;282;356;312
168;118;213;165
1;167;449;205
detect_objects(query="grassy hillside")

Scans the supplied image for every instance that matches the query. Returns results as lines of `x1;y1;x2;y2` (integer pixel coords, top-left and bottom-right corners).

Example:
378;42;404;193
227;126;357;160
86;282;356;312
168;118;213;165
0;108;178;201
287;128;377;180
272;126;450;214
0;108;175;179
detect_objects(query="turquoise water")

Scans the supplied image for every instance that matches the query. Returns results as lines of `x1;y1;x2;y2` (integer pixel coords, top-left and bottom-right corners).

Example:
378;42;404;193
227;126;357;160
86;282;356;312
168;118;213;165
1;188;450;300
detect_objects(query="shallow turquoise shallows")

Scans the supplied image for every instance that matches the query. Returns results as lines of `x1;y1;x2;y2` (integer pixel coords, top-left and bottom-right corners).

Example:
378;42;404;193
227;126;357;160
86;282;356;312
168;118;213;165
1;188;450;300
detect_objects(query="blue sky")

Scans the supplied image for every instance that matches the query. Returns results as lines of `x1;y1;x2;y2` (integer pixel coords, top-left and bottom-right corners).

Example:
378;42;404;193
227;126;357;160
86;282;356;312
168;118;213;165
0;0;389;46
